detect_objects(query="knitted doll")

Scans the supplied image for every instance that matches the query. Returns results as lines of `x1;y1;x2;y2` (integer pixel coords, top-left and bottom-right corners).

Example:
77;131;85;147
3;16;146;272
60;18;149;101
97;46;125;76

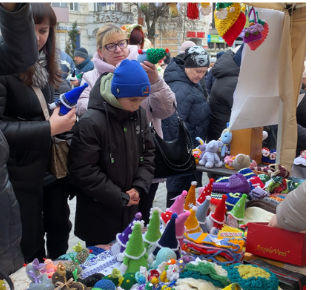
184;181;197;210
184;206;203;234
226;194;247;228
196;196;211;232
209;195;227;234
175;210;191;248
197;178;214;206
150;213;180;262
49;82;88;115
143;208;162;255
120;221;149;275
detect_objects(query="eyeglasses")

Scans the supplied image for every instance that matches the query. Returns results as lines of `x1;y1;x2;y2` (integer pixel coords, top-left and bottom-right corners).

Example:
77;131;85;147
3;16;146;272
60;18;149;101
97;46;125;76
103;39;128;52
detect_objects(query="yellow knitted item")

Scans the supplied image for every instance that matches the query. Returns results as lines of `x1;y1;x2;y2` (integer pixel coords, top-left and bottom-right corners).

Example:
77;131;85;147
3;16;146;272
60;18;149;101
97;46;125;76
235;264;271;279
222;283;241;290
184;181;197;210
214;3;242;37
184;207;202;234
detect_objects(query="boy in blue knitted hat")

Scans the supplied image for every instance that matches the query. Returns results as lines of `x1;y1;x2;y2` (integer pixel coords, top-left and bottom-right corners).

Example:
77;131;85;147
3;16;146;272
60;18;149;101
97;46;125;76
68;59;155;247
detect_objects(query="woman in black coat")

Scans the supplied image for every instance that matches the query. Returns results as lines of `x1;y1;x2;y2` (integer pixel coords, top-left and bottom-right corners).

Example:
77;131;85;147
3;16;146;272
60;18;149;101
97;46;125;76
162;46;211;207
0;3;38;275
0;3;76;263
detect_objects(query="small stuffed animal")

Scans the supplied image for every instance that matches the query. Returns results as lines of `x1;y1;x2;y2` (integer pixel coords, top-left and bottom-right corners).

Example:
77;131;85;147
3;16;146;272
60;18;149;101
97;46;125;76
198;140;223;168
232;154;251;170
219;123;232;158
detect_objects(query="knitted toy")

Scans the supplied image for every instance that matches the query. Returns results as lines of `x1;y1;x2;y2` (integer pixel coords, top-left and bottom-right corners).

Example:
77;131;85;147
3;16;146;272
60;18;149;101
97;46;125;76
226;194;247;228
26;259;54;290
120;221;149;275
196;196;211;232
168;190;187;215
41;258;57;278
119;273;137;290
232;154;251;170
175;210;191;248
151;213;180;262
111;212;143;262
209;195;227;233
143;208;162;255
195;137;209;160
214;3;246;46
49;82;88;115
137;48;169;64
200;3;212;15
166;3;178;17
91;279;116;290
224;263;279;290
73;242;91;264
261;147;277;164
219;123;232;158
184;181;197;210
199;140;223;168
196;178;214;206
152;247;177;270
187;3;199;20
222;283;241;290
185;206;203;235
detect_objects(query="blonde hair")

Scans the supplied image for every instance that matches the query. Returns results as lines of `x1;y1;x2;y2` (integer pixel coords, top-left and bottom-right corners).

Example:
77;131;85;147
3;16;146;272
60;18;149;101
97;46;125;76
96;23;126;48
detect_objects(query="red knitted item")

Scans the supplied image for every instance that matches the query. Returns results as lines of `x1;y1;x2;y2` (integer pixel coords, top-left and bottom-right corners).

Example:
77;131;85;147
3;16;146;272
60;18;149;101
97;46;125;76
223;12;246;46
248;22;269;51
187;3;199;20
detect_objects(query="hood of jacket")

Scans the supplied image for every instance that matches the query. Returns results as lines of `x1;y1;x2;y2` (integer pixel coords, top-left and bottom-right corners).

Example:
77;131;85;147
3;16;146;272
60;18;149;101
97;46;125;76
164;56;202;91
212;50;240;79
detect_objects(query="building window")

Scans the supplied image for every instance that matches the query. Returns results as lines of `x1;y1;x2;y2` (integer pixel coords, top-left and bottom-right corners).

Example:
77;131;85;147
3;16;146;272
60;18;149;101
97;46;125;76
70;3;79;11
94;3;103;12
115;3;122;11
51;3;67;8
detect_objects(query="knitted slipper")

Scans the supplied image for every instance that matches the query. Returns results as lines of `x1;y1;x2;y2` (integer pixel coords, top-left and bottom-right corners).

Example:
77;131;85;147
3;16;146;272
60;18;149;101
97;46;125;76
213;173;250;194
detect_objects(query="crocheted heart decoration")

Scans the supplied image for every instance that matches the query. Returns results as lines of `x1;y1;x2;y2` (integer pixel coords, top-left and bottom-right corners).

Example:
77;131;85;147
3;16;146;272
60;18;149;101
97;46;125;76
248;22;269;51
214;3;242;37
222;11;247;46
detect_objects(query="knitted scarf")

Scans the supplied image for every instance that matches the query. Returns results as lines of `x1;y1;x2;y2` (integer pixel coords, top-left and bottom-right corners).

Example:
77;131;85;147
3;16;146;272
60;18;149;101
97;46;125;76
100;73;123;110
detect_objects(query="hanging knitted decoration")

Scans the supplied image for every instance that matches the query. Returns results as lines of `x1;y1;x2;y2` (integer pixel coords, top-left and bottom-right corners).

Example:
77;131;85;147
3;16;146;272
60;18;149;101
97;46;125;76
187;3;200;20
200;3;212;15
214;3;246;47
247;10;269;51
166;3;178;17
241;7;264;46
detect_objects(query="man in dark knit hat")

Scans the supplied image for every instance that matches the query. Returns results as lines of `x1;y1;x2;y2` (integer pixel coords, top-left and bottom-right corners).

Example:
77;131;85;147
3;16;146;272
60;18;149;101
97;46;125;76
70;47;94;87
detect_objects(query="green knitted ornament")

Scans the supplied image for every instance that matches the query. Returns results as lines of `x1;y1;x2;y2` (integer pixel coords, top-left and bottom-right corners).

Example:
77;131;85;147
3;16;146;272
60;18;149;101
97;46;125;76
120;273;136;290
146;48;167;64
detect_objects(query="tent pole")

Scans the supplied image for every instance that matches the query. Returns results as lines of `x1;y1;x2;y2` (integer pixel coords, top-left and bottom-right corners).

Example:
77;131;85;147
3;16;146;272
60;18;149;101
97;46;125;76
276;99;283;164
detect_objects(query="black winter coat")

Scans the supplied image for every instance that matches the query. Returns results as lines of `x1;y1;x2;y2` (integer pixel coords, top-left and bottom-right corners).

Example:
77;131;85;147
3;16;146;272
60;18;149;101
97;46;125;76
0;74;55;261
0;3;38;273
68;74;155;244
162;57;210;193
208;50;240;141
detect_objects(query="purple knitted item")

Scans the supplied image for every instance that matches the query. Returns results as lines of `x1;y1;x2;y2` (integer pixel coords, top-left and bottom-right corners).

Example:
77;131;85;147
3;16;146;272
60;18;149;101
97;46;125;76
249;187;270;199
212;173;251;194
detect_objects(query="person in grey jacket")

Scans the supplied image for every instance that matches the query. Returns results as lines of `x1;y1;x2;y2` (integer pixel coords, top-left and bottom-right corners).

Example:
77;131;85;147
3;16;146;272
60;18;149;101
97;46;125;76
268;181;306;232
0;2;37;276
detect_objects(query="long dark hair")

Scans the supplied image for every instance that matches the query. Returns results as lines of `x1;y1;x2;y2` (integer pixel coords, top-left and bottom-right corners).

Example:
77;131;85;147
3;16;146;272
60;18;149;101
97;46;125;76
20;3;61;88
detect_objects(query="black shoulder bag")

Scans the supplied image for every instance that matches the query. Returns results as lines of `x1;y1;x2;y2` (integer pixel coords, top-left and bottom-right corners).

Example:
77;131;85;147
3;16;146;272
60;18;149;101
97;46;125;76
150;106;196;178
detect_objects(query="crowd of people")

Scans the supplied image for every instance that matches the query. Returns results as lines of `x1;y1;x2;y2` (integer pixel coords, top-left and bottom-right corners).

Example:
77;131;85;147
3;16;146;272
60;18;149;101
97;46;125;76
0;2;306;277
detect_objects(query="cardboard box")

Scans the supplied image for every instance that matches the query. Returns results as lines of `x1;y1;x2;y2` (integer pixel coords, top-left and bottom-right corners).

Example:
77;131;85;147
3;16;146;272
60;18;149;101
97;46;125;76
245;223;306;266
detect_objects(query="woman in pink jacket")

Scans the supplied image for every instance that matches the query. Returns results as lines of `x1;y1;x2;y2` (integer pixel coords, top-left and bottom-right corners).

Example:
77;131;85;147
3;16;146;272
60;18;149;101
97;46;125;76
76;23;176;225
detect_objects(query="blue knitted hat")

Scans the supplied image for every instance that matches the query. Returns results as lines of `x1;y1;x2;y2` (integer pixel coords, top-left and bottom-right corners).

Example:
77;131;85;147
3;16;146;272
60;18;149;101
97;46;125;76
111;59;150;98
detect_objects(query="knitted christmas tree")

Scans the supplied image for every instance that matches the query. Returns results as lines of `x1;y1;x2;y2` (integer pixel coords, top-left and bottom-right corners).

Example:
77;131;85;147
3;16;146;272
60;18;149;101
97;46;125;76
120;221;149;275
143;208;162;254
137;48;169;64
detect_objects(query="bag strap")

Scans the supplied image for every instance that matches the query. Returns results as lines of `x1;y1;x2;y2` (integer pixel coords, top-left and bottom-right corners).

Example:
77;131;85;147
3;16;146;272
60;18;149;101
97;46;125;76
31;85;50;121
248;7;257;23
0;268;14;290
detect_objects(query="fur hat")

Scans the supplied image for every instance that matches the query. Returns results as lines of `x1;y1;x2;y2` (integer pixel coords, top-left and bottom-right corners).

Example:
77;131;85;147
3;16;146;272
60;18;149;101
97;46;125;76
179;40;196;54
74;47;88;59
111;59;150;98
184;46;209;68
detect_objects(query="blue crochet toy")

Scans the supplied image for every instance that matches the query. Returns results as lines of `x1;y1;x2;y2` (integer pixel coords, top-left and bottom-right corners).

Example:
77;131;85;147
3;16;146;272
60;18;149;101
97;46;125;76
49;82;88;115
219;123;232;158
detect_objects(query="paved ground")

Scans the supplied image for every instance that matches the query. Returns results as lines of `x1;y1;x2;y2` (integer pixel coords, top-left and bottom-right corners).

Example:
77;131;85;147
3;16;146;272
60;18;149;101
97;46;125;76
67;173;210;251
